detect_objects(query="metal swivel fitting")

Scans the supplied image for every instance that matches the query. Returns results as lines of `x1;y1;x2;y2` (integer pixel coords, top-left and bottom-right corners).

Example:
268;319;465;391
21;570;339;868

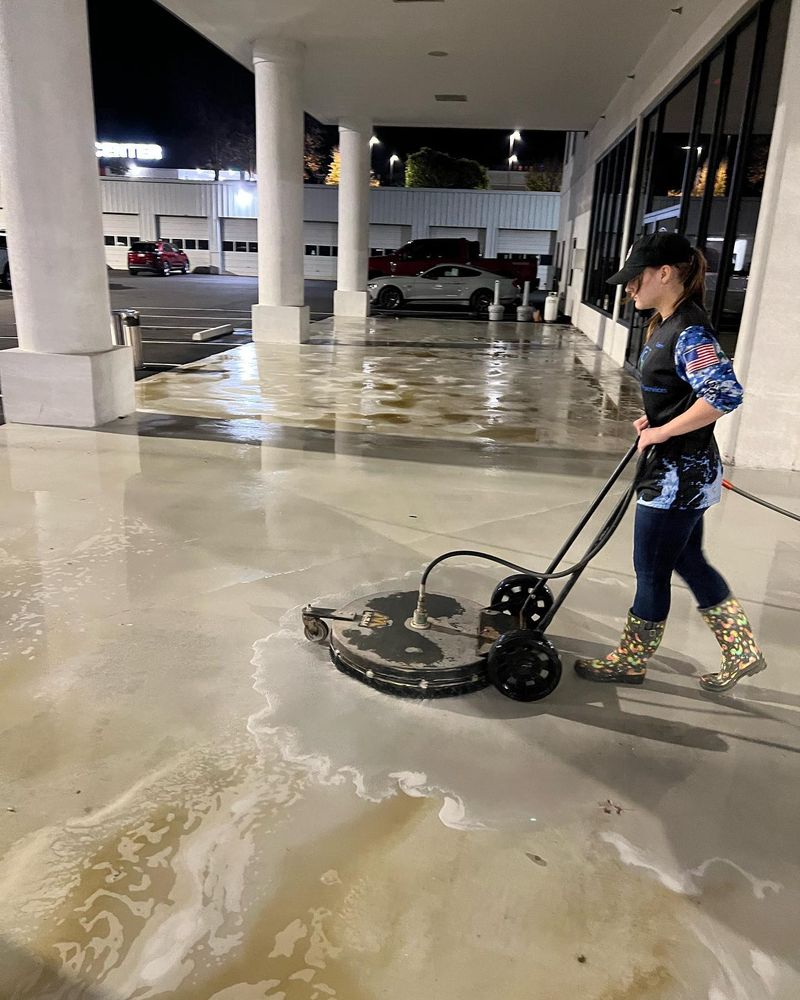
410;588;430;630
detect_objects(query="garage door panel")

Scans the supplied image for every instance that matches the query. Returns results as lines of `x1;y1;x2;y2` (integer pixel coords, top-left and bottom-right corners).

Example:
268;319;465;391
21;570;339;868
157;215;210;270
304;221;337;280
369;224;411;254
496;229;553;255
103;213;140;269
430;226;485;251
222;218;258;276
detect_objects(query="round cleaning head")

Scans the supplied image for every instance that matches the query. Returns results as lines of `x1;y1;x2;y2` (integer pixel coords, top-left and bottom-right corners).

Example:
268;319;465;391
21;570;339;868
329;590;488;698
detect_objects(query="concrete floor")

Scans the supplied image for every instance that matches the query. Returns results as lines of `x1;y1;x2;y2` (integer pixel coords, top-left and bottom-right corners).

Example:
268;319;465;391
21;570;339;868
0;316;798;999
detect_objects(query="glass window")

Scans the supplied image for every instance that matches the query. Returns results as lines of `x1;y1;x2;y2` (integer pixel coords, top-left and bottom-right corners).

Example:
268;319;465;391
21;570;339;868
319;245;331;257
331;246;338;257
185;239;197;250
115;236;128;246
625;0;787;363
234;241;247;252
171;238;184;249
305;245;317;256
131;242;156;252
583;129;636;313
370;248;383;256
198;240;209;250
540;254;553;266
104;235;115;246
223;241;234;252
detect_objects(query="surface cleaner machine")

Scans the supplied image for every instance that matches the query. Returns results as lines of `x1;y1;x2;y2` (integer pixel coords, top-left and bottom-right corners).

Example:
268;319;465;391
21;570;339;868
301;433;799;703
301;443;643;703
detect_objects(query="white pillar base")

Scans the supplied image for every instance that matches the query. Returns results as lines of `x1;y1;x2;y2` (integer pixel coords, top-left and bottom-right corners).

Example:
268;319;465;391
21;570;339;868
334;290;370;318
251;304;310;343
0;347;135;428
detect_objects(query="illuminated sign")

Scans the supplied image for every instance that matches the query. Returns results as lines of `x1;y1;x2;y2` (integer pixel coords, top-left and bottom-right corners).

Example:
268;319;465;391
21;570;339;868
95;141;163;161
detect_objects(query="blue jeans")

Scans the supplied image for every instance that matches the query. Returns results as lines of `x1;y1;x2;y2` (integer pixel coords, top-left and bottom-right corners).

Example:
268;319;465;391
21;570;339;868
632;505;730;622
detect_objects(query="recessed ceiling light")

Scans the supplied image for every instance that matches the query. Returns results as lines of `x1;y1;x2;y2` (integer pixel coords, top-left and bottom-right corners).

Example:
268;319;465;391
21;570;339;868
428;50;449;57
435;94;467;102
394;1;444;4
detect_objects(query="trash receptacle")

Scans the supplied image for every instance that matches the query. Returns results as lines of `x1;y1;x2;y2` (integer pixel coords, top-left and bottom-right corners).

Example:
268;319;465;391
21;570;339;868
111;309;143;369
543;292;559;323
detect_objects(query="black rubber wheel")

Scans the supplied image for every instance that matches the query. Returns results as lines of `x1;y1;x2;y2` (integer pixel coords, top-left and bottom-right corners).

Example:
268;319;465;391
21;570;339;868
160;262;170;277
470;289;494;316
128;268;139;276
303;617;330;644
377;286;403;310
490;574;554;630
181;264;189;274
487;630;562;702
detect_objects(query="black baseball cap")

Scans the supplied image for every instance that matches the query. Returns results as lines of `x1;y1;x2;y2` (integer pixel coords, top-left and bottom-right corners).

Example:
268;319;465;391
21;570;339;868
606;233;693;285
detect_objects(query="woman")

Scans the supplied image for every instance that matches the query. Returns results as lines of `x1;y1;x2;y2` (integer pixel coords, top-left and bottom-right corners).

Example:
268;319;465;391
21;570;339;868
574;232;766;692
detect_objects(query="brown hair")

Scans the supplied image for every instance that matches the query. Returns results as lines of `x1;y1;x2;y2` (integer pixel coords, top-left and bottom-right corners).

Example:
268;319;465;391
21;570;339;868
629;247;708;339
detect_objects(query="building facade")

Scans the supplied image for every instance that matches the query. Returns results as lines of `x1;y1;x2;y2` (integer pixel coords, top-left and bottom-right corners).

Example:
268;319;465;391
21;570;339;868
558;0;799;470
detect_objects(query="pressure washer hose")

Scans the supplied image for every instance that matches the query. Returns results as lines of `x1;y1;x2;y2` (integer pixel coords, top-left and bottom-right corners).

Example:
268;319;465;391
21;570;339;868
412;454;643;626
722;479;800;522
412;457;800;628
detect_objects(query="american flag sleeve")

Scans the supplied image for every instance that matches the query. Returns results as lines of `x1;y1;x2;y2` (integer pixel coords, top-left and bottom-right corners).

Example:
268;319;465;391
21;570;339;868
674;325;744;413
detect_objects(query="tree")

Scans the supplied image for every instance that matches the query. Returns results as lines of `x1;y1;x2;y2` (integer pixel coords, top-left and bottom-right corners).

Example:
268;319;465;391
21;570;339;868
405;147;489;189
190;102;255;179
325;147;341;185
304;115;333;183
525;160;562;192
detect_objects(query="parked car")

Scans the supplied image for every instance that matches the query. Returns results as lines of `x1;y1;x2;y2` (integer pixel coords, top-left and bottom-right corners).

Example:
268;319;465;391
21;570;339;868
0;232;10;290
368;237;538;286
128;240;190;276
368;264;519;314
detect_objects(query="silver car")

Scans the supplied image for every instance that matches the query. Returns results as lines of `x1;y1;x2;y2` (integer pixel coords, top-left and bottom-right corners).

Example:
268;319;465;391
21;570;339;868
368;264;518;314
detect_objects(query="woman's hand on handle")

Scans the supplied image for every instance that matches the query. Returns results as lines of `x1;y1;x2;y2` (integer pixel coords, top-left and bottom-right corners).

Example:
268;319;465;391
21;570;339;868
633;414;650;434
637;426;672;452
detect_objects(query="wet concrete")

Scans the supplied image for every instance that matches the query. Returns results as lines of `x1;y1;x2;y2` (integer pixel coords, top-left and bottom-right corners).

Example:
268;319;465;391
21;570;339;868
0;315;798;998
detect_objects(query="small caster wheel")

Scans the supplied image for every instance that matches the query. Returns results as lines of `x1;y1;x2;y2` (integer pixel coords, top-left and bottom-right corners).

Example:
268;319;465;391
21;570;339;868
303;616;330;644
487;629;562;702
490;574;554;630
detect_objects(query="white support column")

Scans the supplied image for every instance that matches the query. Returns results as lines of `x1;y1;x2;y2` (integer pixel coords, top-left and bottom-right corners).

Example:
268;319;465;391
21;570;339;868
716;0;800;471
334;120;371;318
0;0;134;427
251;38;309;343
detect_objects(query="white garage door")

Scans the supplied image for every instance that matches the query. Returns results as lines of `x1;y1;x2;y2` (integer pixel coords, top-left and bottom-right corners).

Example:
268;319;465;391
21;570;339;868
430;226;485;251
369;224;411;256
103;213;141;269
496;229;554;255
222;218;258;276
157;215;210;270
304;221;337;279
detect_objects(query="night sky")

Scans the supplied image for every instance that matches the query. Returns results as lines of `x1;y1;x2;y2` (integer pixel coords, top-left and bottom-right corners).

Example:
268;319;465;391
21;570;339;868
87;0;565;175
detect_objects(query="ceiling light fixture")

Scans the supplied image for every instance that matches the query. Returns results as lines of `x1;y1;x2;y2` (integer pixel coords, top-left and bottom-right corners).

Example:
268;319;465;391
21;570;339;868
428;50;449;56
435;94;467;102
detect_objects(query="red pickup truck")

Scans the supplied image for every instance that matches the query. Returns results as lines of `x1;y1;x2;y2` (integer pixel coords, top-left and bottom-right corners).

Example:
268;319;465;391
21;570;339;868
368;237;538;286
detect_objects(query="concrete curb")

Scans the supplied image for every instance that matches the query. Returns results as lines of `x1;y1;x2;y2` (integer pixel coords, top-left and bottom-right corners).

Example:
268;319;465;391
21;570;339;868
192;323;234;342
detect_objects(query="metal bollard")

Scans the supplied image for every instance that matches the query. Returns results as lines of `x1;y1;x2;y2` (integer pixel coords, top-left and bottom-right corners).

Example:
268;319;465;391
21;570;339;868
111;308;143;369
516;279;533;323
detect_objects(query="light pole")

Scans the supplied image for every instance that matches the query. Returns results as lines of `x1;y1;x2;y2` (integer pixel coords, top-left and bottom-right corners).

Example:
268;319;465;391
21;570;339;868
508;131;521;187
389;153;401;185
369;135;380;182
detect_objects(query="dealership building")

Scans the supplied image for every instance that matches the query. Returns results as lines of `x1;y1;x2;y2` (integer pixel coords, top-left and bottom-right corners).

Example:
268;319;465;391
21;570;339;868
0;0;798;470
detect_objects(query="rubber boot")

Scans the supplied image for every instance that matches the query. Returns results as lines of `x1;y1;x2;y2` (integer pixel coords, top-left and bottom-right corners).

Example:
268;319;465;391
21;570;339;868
699;597;767;692
574;611;666;684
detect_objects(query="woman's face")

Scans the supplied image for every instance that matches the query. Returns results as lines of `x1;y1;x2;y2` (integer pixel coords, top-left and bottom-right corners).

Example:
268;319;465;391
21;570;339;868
626;266;663;311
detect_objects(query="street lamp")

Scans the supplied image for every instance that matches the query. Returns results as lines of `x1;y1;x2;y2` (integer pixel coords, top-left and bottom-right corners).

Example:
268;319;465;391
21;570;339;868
509;130;522;157
369;136;381;148
389;153;401;184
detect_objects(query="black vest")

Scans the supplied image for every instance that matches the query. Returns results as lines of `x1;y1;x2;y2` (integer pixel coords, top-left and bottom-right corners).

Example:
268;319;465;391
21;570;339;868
637;300;721;506
638;299;716;452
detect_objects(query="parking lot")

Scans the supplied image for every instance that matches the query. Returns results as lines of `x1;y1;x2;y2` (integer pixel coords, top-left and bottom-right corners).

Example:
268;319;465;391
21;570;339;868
0;270;337;368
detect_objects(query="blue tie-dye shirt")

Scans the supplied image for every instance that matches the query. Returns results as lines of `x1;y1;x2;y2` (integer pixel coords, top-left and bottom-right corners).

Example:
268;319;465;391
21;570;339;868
638;324;744;510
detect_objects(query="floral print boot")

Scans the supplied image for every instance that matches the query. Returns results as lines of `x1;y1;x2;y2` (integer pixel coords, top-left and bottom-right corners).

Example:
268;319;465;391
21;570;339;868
699;597;767;692
574;611;666;685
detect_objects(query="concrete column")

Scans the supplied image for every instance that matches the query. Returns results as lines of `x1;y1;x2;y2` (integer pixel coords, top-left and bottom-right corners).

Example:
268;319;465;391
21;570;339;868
334;120;371;318
716;0;800;471
0;0;134;428
251;38;310;343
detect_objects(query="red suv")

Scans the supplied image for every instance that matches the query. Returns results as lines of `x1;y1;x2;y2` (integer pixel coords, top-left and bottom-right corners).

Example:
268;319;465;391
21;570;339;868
128;241;190;276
